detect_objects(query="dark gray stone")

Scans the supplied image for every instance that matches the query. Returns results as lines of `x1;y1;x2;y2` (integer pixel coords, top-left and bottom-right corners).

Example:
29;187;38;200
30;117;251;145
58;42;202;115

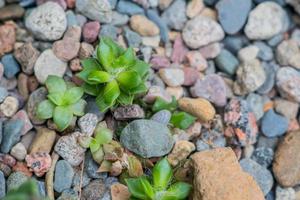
251;147;274;168
120;119;174;158
85;96;105;121
57;189;79;200
113;104;145;120
81;180;106;200
0;119;24;153
54;160;75;193
84;151;108;179
26;87;47;125
216;0;252;34
240;158;273;195
37;181;46;197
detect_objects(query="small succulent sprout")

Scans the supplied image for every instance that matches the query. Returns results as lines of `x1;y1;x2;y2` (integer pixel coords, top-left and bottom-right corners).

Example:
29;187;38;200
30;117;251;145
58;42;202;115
77;37;150;112
36;75;87;131
170;111;196;130
152;96;177;112
126;157;192;200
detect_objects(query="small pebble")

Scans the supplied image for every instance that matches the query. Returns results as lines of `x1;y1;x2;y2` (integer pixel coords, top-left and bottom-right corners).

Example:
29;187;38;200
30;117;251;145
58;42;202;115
116;0;144;16
150;110;171;125
261;109;289;137
6;172;28;191
113;104;145;120
78;113;98;137
130;15;160;37
1;54;20;79
159;68;184;87
215;49;238;75
10;143;27;161
251;147;274;168
83;21;100;43
54;160;75;193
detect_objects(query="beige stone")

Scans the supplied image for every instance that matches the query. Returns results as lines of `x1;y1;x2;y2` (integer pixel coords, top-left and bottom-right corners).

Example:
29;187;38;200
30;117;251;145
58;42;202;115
29;128;56;154
273;130;300;187
111;183;130;200
168;140;195;166
130;15;159;37
190;148;264;200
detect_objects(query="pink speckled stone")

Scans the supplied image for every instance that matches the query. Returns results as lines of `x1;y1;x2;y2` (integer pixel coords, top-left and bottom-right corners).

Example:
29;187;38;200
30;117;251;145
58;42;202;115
25;152;52;177
83;21;101;43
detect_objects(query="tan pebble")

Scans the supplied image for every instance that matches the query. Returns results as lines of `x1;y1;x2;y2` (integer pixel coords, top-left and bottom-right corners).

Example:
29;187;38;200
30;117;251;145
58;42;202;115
130;15;159;37
111;183;131;200
0;96;19;117
29;128;56;154
167;140;195;166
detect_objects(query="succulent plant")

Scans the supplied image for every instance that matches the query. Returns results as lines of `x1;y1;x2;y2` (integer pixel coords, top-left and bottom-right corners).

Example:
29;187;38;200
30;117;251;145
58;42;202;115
125;158;192;200
36;75;86;131
77;37;150;112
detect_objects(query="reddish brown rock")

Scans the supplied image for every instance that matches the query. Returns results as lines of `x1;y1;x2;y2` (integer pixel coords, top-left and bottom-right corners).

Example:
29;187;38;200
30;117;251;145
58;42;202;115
27;76;39;92
273;130;300;187
190;148;264;200
25;152;52;177
17;73;29;99
83;21;100;43
0;23;16;56
171;35;188;64
150;56;170;70
52;38;80;62
183;67;199;86
12;162;32;177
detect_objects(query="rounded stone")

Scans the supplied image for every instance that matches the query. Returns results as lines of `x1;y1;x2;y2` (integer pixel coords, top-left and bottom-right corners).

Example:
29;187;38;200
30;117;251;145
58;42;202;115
216;0;251;34
215;49;239;75
25;2;67;41
34;49;67;84
130;15;159;37
182;15;224;49
10;142;27;161
26;87;47;125
0;96;19;117
276;39;300;69
6;172;28;191
54;160;75;193
251;147;274;168
161;0;187;31
52;39;80;62
150;110;172;125
244;2;286;40
261;109;289;137
158;68;184;87
120;119;174;158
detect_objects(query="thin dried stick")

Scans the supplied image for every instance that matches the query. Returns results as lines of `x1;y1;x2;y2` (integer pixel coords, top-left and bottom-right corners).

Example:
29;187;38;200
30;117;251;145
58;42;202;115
45;152;59;200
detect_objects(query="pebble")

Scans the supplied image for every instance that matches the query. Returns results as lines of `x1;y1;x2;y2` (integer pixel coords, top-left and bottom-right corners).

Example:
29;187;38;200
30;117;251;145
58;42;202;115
111;183;130;200
186;0;204;18
54;132;86;166
116;0;144;16
10;143;27;161
146;9;169;43
6;172;28;191
78;113;98;137
20;131;36;151
25;2;67;41
12;110;33;135
216;0;251;34
254;41;274;61
75;0;112;23
185;51;208;71
34;49;67;84
0;171;5;198
84;151;107;179
0;87;8;103
52;38;80;62
161;0;187;30
276;186;295;200
276;39;300;69
190;148;264;200
1;119;24;154
190;74;227;107
0;0;4;8
26;87;47;125
273;130;300;187
17;73;29;99
159;68;184;87
83;21;100;43
0;4;24;20
240;158;273;195
237;45;259;63
224;98;258;146
244;2;286;40
166;86;183;100
81;180;106;200
29;128;56;154
167;140;195;166
25;152;51;177
99;24;118;40
223;35;248;54
54;160;75;193
120;119;174;158
1;54;20;79
0;23;16;56
12;161;32;177
276;67;300;103
66;10;78;27
143;86;172;103
130;15;159;37
246;93;264;121
251;147;274;168
150;56;170;70
215;49;239;75
72;168;91;190
182;67;199;86
199;42;221;59
14;43;40;75
57;189;78;200
111;11;129;26
274;98;299;119
178;97;216;122
182;15;224;49
0;96;19;117
150;110;171;125
113;104;145;120
79;42;94;59
171;36;188;64
234;59;266;95
257;62;277;94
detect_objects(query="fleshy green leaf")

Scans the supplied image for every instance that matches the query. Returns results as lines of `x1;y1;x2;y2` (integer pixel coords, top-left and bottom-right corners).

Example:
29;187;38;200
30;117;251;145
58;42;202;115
89;138;101;153
113;47;136;68
170;112;196;130
118;92;134;105
94;127;113;145
97;37;119;70
161;182;192;200
71;99;87;116
131;60;150;79
77;58;101;84
128;83;147;95
103;80;120;105
117;70;142;90
152;158;173;190
82;83;101;96
88;71;111;84
53;106;73;131
126;177;154;200
45;75;66;94
36;100;55;119
152;96;177;112
48;92;64;106
62;87;84;105
96;91;111;112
